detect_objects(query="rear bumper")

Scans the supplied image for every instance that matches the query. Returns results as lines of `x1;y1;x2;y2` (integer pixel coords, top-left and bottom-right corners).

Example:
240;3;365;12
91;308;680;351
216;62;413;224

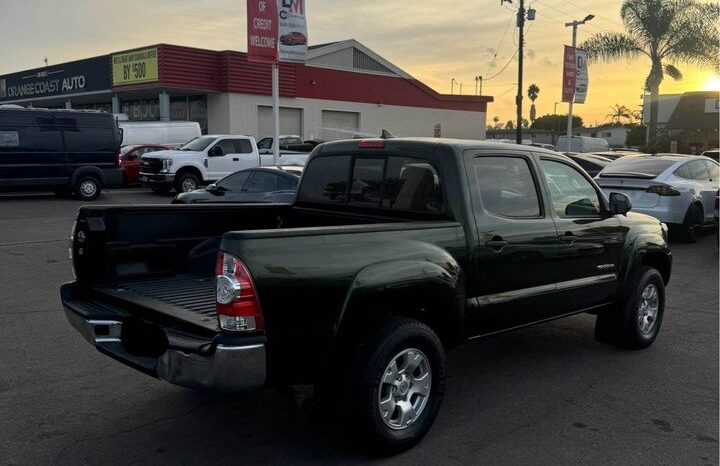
62;283;266;392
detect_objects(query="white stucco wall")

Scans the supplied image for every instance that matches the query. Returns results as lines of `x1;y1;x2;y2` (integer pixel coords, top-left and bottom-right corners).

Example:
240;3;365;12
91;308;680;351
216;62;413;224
207;93;487;141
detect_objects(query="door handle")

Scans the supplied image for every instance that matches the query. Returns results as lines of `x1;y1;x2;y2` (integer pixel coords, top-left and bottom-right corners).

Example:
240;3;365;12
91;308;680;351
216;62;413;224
233;158;239;161
485;238;508;251
559;232;576;243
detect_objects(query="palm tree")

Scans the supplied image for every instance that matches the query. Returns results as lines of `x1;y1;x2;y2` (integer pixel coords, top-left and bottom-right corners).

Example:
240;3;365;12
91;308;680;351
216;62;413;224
606;104;632;124
492;115;502;130
527;84;540;122
581;0;719;143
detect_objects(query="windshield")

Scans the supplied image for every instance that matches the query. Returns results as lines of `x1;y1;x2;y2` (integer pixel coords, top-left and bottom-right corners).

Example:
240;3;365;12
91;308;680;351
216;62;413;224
600;157;677;178
180;136;216;152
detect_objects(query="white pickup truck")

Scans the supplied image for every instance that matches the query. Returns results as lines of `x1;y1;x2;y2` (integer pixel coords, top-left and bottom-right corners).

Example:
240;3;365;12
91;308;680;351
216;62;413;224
139;135;310;193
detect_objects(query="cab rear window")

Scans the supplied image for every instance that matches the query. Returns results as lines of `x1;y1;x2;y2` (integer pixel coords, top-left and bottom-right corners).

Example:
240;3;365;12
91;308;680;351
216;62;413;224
297;155;444;213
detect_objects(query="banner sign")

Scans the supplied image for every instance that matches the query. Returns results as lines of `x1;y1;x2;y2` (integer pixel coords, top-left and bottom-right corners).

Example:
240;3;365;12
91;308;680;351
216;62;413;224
247;0;279;64
0;56;110;102
278;0;308;63
561;46;576;103
573;49;588;104
112;48;159;86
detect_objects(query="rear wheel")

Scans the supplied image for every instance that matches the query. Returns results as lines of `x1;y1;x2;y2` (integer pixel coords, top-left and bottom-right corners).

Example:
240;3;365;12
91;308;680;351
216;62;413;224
347;317;446;455
595;266;665;349
74;176;101;201
677;203;703;243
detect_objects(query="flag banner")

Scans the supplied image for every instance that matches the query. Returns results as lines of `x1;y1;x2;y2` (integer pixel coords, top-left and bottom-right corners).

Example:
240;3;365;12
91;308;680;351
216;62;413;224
278;0;308;63
574;49;588;104
247;0;279;64
561;46;576;103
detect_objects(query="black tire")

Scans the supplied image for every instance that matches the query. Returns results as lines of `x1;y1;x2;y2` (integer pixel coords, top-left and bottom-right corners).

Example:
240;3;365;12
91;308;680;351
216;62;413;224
151;187;171;195
677;203;703;243
595;266;665;350
73;176;101;201
175;172;199;193
348;317;446;455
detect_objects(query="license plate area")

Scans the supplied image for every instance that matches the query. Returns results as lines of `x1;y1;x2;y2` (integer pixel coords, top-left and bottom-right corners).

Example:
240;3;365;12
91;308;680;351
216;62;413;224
121;319;168;358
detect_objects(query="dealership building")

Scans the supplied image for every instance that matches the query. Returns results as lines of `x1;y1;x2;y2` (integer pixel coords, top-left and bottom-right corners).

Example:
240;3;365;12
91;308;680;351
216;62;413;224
0;40;492;141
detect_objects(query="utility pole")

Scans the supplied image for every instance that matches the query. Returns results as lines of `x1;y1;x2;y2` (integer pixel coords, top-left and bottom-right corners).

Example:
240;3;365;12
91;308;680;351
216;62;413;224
475;75;483;96
502;0;533;144
565;15;594;153
451;78;456;95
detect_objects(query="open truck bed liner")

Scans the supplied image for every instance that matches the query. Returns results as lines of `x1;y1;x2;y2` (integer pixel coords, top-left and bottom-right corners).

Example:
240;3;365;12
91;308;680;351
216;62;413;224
92;274;218;332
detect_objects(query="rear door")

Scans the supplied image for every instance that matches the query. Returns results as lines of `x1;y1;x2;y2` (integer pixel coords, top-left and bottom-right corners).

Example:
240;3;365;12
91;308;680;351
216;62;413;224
59;115;117;183
537;157;626;312
464;150;561;335
688;159;720;224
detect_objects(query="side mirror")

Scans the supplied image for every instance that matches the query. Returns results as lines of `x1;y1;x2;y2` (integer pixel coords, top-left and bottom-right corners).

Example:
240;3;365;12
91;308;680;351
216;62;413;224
609;192;632;216
206;183;218;191
208;146;223;157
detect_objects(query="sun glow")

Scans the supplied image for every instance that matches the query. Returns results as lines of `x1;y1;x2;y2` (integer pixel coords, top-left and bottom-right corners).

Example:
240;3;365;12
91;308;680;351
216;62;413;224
703;76;720;91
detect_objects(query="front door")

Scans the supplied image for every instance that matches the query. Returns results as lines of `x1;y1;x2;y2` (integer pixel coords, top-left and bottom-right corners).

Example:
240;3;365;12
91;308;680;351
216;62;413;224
537;157;626;313
206;139;258;180
464;150;561;336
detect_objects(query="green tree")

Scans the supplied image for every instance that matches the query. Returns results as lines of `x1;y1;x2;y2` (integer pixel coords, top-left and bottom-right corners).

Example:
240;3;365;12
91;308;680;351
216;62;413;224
531;114;583;131
492;115;502;130
581;0;719;144
625;124;647;147
527;83;540;122
606;104;632;124
505;120;515;130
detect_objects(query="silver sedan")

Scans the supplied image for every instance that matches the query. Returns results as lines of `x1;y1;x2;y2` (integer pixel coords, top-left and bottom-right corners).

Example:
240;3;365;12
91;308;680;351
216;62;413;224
595;155;719;242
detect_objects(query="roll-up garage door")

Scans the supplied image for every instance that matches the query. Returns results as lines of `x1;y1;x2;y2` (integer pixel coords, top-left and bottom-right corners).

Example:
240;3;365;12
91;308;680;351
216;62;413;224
321;110;360;141
257;106;303;139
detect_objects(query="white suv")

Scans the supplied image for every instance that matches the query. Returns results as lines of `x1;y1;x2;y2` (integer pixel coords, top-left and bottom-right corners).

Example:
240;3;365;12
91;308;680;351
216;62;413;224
139;135;309;193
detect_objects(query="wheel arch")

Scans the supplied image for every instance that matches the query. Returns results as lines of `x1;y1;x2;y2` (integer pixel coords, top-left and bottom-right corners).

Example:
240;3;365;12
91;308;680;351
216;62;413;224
70;167;104;187
334;259;465;348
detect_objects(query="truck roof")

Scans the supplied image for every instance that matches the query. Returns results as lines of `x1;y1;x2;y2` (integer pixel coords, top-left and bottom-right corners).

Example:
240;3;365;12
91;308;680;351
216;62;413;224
318;137;560;155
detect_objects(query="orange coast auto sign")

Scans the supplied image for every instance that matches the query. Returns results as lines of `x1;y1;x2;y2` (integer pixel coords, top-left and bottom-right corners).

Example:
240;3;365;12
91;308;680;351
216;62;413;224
247;0;279;64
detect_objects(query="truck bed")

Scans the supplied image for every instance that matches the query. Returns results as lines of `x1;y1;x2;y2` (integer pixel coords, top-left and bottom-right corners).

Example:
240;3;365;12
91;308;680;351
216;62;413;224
92;274;218;331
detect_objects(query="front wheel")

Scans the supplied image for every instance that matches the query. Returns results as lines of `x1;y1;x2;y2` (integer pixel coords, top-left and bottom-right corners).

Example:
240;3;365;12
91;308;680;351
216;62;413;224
595;266;665;349
175;173;199;193
349;317;446;455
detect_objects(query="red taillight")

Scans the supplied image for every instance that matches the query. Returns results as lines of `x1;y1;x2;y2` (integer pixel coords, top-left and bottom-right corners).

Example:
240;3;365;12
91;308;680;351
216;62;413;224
645;185;680;196
116;149;122;168
357;139;385;149
215;252;264;332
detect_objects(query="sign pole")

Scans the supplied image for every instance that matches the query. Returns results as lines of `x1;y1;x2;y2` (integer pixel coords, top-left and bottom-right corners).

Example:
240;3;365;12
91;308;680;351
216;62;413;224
566;24;577;154
272;63;280;166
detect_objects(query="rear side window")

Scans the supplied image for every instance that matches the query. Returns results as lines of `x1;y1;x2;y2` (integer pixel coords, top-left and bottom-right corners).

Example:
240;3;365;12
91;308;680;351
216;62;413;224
297;156;350;204
63;127;115;152
234;139;254;154
0;125;62;152
688;160;710;181
213;139;237;156
278;174;298;190
673;164;692;179
245;172;279;192
474;156;541;217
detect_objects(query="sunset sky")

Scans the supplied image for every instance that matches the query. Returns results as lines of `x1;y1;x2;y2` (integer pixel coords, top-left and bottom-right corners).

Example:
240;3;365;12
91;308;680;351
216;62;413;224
1;0;718;126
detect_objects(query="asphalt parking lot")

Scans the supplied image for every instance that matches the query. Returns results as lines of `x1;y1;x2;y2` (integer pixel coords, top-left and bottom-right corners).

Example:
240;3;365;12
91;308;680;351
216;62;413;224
1;189;718;466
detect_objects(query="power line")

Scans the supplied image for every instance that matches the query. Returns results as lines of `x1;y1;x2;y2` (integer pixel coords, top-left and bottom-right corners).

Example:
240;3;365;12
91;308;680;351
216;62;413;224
485;8;516;77
549;0;626;29
533;0;607;32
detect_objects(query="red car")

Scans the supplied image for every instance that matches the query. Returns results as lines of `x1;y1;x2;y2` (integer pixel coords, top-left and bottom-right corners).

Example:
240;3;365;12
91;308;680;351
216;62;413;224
280;32;307;46
120;145;172;184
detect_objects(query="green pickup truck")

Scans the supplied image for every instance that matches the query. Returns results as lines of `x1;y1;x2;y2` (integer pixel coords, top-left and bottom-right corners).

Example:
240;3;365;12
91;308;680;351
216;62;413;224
62;137;672;453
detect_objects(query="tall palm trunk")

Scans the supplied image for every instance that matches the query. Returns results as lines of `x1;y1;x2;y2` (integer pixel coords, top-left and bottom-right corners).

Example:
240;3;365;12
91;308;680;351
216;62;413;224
646;58;663;145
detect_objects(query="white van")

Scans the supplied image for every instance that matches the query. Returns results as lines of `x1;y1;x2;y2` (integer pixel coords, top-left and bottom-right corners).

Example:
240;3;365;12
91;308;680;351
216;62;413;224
556;135;610;153
119;121;201;148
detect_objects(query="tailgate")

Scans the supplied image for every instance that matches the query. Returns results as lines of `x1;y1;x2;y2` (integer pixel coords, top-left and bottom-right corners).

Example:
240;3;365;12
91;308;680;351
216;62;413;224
596;177;660;208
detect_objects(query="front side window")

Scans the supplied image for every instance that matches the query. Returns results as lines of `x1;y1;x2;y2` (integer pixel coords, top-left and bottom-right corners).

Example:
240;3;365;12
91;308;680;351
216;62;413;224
474;156;541;217
180;136;216;152
212;139;237;156
541;159;602;217
217;172;250;191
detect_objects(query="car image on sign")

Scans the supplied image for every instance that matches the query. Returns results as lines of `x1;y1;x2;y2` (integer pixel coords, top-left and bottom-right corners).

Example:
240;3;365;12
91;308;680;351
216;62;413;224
280;32;307;46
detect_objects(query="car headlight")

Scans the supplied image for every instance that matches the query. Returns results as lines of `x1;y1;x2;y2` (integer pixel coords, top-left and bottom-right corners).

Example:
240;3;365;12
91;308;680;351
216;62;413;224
162;159;173;169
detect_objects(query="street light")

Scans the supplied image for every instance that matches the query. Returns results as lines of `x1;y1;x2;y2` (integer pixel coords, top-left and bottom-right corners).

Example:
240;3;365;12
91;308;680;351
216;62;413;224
451;78;456;95
475;76;483;96
564;14;594;153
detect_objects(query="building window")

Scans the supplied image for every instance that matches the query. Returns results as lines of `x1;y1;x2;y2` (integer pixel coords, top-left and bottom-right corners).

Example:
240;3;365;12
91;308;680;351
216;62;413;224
602;132;612;137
